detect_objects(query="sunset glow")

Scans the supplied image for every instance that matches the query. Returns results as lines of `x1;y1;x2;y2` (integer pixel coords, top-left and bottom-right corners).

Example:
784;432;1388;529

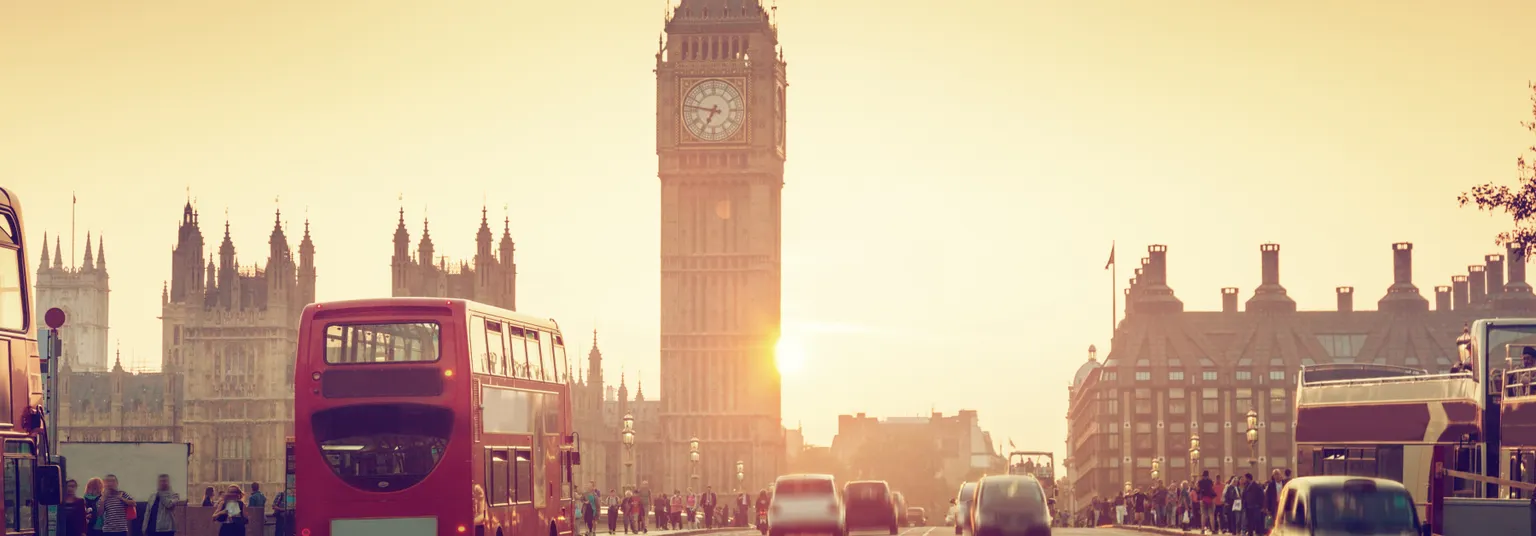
776;335;805;377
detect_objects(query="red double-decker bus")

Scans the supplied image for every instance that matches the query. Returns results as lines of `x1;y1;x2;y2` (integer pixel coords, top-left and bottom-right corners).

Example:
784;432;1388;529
294;298;580;536
0;187;62;535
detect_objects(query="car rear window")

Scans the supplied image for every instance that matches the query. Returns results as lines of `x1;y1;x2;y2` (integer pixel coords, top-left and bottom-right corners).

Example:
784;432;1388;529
957;483;977;503
980;478;1044;512
1310;487;1417;533
777;479;834;496
847;482;888;503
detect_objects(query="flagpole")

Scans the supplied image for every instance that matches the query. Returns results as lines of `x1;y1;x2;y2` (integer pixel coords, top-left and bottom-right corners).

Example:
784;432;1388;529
1111;241;1117;348
70;193;76;270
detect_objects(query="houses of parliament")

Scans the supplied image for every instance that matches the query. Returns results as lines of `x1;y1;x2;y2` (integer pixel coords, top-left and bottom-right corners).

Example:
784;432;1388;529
36;203;675;493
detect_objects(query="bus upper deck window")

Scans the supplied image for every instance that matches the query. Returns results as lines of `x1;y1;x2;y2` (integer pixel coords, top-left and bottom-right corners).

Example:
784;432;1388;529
0;213;24;332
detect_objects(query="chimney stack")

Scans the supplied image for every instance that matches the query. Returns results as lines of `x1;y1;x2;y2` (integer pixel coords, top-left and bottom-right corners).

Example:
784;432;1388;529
1247;243;1297;313
1507;244;1532;294
1452;275;1470;310
1378;243;1429;313
1487;254;1505;297
1337;287;1354;312
1260;243;1280;285
1222;287;1239;312
1435;285;1452;311
1131;245;1184;314
1496;244;1536;311
1470;265;1488;306
1394;243;1413;284
1148;247;1167;285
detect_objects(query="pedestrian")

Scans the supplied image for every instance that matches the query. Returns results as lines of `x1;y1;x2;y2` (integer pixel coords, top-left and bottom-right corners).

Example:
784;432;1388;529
604;489;619;534
585;494;598;536
685;488;698;529
84;477;104;536
574;496;586;536
143;474;179;536
638;481;652;534
701;486;718;529
212;485;250;536
248;483;267;512
61;480;88;536
1196;471;1215;534
96;475;136;536
271;490;289;536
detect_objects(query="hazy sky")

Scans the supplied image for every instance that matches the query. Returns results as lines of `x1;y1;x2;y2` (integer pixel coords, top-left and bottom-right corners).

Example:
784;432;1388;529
3;1;1535;466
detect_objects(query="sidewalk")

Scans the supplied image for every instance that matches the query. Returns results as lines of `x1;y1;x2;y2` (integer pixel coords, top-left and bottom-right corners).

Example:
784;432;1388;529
581;527;748;536
1111;524;1203;535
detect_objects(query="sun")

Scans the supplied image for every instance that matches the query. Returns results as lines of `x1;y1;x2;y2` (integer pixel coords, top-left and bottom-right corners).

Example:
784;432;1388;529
775;335;806;376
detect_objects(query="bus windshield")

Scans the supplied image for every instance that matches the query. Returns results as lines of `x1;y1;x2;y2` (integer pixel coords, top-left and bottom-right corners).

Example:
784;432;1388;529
311;404;452;492
1310;487;1417;533
325;322;441;364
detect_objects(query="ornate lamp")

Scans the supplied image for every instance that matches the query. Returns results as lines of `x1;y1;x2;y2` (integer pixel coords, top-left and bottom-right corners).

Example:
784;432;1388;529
1150;459;1161;483
1245;408;1259;466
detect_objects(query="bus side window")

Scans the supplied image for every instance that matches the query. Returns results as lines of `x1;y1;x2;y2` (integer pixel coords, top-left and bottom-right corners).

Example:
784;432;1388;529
508;327;528;378
0;213;25;333
513;449;533;503
486;321;506;376
552;336;567;384
489;448;511;505
538;332;554;383
470;319;488;375
526;331;545;381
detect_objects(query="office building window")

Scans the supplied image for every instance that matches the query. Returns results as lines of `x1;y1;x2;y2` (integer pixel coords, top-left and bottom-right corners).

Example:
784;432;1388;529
1202;371;1218;381
1169;370;1185;381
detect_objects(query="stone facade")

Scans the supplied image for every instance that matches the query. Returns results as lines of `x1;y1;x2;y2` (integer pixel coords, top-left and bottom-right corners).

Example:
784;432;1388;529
656;0;789;494
1063;242;1536;512
47;202;316;495
391;207;516;310
36;233;111;372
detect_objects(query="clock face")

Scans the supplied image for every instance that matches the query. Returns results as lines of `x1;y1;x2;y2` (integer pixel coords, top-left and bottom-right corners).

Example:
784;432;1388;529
682;79;746;142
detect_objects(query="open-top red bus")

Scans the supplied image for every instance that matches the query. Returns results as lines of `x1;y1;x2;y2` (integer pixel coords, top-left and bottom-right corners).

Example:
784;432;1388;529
294;298;579;536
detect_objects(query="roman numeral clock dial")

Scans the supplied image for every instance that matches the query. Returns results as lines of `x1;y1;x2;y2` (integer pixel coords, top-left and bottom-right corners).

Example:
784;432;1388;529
682;79;746;143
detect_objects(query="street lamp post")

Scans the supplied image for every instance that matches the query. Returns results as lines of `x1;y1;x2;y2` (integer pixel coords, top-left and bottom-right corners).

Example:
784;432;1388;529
622;413;636;491
1245;408;1259;469
1189;432;1201;481
1150;459;1160;485
689;437;701;489
736;460;745;489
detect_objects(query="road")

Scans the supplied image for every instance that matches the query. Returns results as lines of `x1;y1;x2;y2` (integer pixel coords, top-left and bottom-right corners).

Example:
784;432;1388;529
670;526;1153;536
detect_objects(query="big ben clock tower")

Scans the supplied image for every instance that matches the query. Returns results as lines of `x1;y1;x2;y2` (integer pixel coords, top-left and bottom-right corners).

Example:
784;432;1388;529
656;0;788;492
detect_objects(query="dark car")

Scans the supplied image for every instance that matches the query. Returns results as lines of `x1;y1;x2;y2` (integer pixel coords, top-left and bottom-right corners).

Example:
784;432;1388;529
843;480;898;534
907;507;928;527
970;475;1050;536
892;492;909;526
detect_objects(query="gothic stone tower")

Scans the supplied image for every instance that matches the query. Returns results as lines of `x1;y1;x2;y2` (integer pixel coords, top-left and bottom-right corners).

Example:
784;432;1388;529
37;232;111;371
656;0;787;493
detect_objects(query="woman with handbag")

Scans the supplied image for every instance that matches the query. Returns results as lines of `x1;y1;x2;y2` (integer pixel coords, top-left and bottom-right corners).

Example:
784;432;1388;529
212;485;250;536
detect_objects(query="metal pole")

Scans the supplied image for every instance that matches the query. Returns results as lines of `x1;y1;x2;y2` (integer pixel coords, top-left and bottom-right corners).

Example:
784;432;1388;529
41;327;60;536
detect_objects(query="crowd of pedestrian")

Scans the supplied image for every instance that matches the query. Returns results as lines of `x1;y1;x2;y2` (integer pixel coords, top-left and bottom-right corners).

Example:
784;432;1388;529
568;481;767;536
1073;468;1292;535
55;476;292;536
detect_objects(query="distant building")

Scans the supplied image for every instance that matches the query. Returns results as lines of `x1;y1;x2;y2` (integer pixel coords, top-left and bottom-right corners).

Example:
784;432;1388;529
36;233;110;372
390;207;516;310
49;201;316;494
831;410;1003;489
1063;242;1536;512
785;425;805;464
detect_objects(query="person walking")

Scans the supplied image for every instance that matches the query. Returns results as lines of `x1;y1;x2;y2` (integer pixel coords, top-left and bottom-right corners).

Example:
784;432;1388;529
96;475;136;536
700;487;718;529
685;489;698;529
1196;471;1216;534
603;489;619;535
212;485;250;536
60;480;88;536
83;478;105;536
143;474;180;536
